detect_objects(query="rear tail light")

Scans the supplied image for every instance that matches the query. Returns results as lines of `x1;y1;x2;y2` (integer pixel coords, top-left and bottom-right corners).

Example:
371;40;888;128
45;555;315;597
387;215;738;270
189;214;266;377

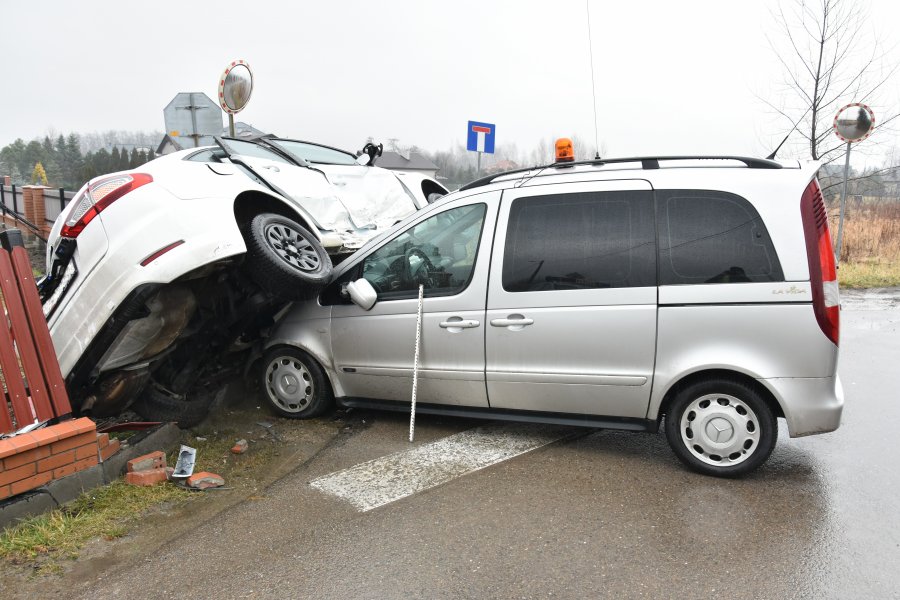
60;173;153;238
800;178;839;345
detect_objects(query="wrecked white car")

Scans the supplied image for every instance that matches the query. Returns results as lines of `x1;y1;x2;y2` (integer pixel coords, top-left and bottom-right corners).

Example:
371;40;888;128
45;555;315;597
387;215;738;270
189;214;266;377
40;136;446;426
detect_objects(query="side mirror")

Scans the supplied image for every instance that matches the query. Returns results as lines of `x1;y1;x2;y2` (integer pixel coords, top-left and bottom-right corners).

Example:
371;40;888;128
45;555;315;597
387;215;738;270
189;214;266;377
346;278;377;310
356;153;371;166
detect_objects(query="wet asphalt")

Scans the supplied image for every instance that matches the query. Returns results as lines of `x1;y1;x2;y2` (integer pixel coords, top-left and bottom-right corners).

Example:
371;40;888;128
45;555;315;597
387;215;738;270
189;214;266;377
50;291;900;598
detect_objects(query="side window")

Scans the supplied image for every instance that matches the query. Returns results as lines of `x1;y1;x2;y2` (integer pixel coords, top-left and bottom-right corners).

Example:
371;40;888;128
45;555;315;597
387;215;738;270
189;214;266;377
657;190;784;285
503;191;656;292
359;203;487;300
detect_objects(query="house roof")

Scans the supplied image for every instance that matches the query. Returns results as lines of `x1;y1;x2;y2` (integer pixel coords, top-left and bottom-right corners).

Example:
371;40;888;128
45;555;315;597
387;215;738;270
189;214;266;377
375;150;439;171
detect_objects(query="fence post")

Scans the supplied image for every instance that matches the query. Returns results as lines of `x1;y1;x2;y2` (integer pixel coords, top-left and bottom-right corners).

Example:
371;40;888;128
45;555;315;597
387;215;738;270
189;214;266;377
58;187;65;216
11;184;17;214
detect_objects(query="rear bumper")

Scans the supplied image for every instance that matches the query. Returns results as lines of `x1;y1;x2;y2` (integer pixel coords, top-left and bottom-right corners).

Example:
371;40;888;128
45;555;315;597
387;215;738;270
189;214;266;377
760;374;843;437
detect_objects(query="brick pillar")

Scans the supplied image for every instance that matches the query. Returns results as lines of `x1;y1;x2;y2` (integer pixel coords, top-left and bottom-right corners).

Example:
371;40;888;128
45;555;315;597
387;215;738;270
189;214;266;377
22;186;34;222
32;186;47;227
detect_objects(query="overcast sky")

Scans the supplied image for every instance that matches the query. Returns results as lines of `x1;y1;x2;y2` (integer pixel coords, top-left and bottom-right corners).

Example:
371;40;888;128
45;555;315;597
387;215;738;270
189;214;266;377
2;0;899;167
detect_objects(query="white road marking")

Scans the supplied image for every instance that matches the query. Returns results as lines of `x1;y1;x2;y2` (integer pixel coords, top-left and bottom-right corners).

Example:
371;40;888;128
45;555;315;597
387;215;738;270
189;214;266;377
309;423;573;512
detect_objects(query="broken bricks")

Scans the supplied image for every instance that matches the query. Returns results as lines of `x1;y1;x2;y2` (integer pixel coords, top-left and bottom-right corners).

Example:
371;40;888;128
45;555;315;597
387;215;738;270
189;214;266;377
186;471;224;490
231;439;249;454
125;450;168;486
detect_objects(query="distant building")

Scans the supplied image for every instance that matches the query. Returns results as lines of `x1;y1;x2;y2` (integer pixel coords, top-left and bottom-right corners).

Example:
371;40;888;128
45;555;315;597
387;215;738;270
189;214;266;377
374;150;440;179
156;122;266;155
485;159;520;175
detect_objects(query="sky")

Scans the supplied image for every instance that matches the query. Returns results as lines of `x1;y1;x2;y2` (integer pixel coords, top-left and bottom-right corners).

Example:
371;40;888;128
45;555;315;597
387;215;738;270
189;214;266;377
2;0;899;168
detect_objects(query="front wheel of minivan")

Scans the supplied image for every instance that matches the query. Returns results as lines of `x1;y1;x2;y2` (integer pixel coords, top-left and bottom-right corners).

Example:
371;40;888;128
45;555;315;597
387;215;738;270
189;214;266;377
664;379;777;477
260;347;334;419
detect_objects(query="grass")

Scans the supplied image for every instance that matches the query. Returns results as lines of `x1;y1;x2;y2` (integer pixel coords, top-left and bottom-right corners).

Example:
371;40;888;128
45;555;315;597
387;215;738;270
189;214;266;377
0;481;192;573
830;200;900;288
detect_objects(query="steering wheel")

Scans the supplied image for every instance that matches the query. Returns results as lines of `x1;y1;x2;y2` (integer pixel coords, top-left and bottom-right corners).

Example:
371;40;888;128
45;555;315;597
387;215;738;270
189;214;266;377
404;248;435;285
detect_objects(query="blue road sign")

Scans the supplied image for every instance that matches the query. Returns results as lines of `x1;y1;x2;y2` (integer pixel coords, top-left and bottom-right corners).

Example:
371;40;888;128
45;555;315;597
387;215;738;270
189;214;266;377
467;121;496;154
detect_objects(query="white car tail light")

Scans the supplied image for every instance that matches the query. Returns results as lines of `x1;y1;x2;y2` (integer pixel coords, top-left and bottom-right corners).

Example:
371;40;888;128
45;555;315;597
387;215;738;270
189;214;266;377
60;173;153;238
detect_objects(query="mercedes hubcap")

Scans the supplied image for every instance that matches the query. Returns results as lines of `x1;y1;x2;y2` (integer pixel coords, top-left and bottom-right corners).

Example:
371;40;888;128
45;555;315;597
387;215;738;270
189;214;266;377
265;356;314;413
680;393;760;467
264;223;320;272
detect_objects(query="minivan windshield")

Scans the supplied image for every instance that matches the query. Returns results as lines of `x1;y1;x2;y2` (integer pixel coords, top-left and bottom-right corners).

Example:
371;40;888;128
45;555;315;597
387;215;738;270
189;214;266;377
267;139;358;165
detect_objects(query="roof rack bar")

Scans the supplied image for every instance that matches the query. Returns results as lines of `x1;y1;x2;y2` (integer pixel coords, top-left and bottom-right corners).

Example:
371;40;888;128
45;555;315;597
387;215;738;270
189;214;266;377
459;155;783;191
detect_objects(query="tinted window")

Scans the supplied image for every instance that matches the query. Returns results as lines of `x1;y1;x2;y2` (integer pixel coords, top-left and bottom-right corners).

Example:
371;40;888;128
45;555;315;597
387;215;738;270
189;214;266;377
360;203;487;300
503;191;656;292
657;190;783;285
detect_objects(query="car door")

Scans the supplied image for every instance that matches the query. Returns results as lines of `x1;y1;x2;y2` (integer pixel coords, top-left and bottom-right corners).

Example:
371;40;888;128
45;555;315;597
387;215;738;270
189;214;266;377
329;191;500;407
485;180;657;418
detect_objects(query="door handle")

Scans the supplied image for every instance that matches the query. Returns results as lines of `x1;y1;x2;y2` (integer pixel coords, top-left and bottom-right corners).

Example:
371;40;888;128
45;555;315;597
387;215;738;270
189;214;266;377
262;165;280;172
490;317;534;328
439;319;480;329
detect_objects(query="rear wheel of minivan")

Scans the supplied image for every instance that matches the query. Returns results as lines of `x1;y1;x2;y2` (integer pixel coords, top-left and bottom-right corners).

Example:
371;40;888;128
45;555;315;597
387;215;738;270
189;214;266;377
664;379;777;477
260;347;333;419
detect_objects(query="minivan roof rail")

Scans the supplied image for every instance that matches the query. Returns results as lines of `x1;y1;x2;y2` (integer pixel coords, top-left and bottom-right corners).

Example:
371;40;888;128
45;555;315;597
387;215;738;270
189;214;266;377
459;155;783;191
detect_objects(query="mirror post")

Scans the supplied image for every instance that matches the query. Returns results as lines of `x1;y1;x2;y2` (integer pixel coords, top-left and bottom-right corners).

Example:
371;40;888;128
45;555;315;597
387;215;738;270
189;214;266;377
835;141;852;264
228;113;235;137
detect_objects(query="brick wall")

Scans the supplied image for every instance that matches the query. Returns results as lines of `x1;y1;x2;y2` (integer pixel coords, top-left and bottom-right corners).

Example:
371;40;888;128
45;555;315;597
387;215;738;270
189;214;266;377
0;417;120;500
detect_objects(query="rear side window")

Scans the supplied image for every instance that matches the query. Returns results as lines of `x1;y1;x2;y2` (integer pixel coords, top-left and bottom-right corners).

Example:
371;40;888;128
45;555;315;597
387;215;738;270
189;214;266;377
503;191;656;292
657;190;783;285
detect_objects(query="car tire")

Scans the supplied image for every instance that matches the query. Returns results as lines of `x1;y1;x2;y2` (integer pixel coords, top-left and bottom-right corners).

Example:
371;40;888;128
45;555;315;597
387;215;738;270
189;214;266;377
260;347;333;419
664;379;777;477
245;213;333;301
131;382;215;429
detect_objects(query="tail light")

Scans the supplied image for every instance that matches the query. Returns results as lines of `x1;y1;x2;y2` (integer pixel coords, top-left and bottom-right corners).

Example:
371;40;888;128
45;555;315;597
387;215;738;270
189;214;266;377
60;173;153;238
800;178;839;345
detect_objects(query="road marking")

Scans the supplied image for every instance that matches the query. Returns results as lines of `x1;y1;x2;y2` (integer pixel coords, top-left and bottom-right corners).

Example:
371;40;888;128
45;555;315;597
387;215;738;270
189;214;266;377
309;423;573;512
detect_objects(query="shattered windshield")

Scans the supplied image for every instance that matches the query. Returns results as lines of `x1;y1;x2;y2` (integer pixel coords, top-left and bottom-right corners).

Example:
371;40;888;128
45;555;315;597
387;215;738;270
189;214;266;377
268;139;358;165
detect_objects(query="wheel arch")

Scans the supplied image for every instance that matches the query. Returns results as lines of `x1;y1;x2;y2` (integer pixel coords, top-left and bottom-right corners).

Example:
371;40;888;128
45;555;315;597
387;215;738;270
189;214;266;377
653;368;785;425
233;191;321;240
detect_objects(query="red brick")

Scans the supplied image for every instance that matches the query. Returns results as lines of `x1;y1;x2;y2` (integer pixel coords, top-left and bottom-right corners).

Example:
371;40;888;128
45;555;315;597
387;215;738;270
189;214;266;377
50;431;96;454
37;450;75;473
125;468;168;486
10;471;53;496
1;445;51;470
98;433;110;449
99;439;121;463
0;484;10;500
0;462;37;486
53;455;98;479
75;443;98;461
51;417;96;441
29;427;61;446
127;451;166;473
186;471;225;490
0;435;39;458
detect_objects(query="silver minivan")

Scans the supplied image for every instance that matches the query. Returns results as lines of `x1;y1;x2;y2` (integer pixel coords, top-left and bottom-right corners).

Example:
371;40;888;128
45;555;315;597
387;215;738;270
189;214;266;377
261;155;843;477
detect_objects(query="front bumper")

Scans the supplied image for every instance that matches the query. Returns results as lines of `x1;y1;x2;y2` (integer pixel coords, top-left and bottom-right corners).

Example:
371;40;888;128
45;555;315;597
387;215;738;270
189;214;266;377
760;374;844;437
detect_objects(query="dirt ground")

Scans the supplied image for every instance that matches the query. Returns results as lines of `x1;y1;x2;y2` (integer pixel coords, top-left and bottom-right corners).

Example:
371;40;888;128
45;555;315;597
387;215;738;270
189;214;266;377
0;381;352;595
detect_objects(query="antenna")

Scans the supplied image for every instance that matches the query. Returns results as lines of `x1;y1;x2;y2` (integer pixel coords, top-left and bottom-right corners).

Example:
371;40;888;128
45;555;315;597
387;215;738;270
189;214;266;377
766;104;813;160
586;0;601;160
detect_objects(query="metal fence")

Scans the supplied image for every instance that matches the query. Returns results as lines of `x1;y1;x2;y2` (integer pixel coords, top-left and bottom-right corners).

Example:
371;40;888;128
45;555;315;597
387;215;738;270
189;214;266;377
0;184;76;235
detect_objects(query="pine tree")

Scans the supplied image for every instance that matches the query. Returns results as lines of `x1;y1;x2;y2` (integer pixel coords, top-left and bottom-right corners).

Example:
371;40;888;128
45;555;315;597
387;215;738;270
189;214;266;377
129;147;140;169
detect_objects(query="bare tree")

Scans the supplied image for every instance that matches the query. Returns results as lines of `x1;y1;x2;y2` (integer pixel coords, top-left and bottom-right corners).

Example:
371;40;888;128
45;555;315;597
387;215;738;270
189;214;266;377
766;0;899;163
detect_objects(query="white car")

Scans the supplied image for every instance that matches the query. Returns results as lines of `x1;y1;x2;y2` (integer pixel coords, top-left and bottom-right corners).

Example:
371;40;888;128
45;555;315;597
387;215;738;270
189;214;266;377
40;136;446;426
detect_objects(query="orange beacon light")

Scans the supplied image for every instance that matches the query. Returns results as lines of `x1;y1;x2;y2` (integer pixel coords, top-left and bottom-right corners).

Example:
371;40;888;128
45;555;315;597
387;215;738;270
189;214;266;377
555;138;575;162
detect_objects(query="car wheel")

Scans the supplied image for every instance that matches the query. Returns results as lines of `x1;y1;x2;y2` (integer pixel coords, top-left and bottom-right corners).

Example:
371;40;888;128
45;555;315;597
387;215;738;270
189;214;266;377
131;382;215;429
261;347;333;419
245;213;333;300
664;379;777;477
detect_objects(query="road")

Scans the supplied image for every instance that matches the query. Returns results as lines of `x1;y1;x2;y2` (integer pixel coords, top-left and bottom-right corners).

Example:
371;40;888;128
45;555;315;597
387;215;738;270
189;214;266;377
20;295;900;598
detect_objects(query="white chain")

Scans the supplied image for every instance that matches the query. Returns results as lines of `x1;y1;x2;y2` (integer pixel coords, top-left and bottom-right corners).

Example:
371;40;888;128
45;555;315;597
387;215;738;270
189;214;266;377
409;284;424;442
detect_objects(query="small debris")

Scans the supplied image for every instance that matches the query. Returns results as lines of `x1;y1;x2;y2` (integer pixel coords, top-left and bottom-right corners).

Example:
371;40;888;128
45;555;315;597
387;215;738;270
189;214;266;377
195;436;208;442
231;439;249;454
256;421;274;429
186;471;225;490
165;466;175;480
172;445;197;478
